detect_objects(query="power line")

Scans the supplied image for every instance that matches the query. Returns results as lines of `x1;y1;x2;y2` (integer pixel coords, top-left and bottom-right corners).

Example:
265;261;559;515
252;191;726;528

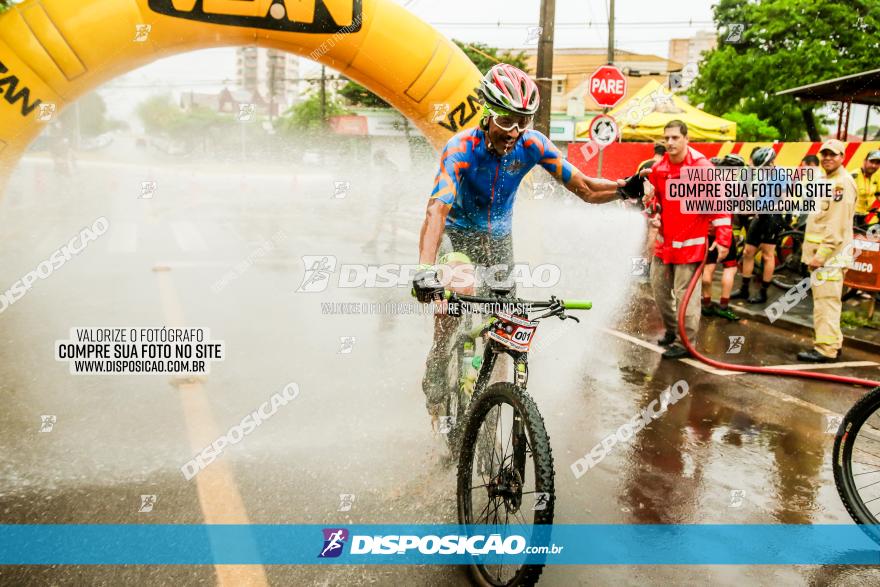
427;20;713;27
104;76;343;88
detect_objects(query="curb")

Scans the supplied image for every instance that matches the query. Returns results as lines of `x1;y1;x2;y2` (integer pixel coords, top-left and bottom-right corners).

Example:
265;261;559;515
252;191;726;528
633;287;880;355
729;301;880;355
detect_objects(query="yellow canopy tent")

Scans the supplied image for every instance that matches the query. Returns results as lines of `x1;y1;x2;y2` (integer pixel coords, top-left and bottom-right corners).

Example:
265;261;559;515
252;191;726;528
575;80;737;142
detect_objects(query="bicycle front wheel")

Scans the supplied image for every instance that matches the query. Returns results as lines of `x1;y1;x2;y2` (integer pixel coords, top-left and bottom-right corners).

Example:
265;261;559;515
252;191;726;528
833;386;880;544
456;382;554;587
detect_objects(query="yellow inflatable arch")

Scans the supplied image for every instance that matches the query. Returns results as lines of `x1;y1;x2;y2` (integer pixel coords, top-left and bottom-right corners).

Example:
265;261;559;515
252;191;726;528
0;0;483;192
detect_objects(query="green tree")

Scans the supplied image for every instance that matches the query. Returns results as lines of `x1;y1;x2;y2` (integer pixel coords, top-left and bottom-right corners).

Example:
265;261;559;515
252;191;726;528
276;91;348;134
452;40;529;74
722;111;780;141
135;94;232;144
136;94;182;135
166;105;231;139
855;125;880;140
688;0;879;141
57;92;128;138
338;81;389;108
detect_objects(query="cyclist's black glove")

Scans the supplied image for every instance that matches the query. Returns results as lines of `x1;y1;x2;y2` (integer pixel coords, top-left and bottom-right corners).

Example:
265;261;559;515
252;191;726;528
412;266;444;303
616;173;645;200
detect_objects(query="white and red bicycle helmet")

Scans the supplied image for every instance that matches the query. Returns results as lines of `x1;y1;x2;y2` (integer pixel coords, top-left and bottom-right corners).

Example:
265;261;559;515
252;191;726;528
478;63;540;116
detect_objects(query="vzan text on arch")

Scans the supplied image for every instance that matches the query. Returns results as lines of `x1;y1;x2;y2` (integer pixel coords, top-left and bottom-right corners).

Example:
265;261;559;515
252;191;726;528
148;0;362;34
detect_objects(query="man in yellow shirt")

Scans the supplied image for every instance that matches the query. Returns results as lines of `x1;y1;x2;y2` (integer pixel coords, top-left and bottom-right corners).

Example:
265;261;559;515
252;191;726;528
797;139;858;363
853;149;880;228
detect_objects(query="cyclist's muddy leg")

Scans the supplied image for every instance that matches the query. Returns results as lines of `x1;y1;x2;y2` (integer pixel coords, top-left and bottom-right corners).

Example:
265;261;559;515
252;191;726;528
422;314;458;417
421;261;475;418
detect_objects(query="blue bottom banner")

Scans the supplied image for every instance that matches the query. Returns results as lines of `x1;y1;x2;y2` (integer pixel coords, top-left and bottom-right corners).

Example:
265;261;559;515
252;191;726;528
0;524;879;565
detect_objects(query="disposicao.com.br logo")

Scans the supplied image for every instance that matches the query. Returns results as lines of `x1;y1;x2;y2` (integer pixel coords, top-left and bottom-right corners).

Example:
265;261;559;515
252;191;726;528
317;528;562;557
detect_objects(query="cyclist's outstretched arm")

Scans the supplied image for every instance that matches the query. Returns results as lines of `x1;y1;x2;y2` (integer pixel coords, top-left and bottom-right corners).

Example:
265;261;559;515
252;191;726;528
526;130;623;204
418;199;449;265
564;171;625;204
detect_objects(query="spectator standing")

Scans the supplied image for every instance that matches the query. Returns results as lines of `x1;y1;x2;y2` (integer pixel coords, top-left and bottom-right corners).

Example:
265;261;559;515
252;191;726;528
639;143;666;263
853;149;880;229
645;120;732;359
796;139;857;363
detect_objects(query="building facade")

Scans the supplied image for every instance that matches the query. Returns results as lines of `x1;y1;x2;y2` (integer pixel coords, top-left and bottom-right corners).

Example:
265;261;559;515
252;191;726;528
235;47;301;117
524;48;683;114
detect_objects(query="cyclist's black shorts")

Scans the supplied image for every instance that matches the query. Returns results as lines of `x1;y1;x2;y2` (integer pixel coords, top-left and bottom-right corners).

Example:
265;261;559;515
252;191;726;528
746;215;784;246
438;226;516;296
706;234;738;268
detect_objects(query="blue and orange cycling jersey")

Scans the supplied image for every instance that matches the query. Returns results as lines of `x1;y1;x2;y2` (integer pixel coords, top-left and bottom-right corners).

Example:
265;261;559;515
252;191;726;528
430;128;576;237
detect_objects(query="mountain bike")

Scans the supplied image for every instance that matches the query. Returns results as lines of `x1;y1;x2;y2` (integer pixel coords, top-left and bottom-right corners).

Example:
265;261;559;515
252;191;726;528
772;224;875;291
833;386;880;545
437;312;483;453
439;289;591;587
771;228;808;290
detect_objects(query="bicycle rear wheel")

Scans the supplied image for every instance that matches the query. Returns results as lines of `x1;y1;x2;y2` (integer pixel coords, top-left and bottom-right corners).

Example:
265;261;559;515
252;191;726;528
833;386;880;545
772;230;807;290
457;382;554;587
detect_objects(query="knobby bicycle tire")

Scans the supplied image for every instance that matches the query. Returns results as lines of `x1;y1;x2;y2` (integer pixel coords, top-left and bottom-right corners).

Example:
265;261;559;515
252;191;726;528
456;382;555;587
833;386;880;546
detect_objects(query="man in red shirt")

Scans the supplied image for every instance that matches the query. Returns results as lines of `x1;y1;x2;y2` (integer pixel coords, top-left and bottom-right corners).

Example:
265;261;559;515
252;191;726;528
643;120;733;359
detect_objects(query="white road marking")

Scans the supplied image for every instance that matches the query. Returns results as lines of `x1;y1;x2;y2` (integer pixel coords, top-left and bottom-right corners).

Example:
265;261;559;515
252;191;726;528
603;328;879;377
599;327;880;416
600;327;741;376
763;360;879;371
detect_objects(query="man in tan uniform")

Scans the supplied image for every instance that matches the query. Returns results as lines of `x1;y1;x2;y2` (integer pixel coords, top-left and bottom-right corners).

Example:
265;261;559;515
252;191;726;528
797;139;857;363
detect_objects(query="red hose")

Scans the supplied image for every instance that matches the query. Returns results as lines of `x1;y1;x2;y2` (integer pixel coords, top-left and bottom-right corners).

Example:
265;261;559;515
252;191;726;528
677;258;880;388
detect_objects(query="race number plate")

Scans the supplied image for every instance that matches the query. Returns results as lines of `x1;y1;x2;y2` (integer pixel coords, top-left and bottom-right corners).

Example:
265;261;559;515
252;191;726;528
488;312;538;352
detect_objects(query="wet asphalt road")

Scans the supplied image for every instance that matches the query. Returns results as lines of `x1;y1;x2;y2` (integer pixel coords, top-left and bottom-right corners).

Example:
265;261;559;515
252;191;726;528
1;155;879;586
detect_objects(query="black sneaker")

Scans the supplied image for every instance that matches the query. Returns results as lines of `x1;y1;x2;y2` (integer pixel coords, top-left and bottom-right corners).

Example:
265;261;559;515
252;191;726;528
730;277;751;300
747;289;768;304
662;344;690;359
701;302;717;317
657;330;676;346
796;349;839;363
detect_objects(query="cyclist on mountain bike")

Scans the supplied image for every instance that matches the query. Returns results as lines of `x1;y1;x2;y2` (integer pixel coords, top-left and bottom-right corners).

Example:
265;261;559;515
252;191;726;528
411;63;639;428
731;146;787;304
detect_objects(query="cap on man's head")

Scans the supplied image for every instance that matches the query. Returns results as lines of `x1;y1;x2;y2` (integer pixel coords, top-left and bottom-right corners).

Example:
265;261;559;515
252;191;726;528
819;139;846;155
866;149;880;162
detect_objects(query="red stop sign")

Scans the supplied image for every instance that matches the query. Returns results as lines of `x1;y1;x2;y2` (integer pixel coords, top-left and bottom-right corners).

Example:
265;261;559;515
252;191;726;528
589;65;627;108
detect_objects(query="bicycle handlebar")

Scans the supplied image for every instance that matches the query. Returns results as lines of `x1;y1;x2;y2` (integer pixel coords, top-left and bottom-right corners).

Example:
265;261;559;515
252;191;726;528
443;291;592;311
563;300;593;310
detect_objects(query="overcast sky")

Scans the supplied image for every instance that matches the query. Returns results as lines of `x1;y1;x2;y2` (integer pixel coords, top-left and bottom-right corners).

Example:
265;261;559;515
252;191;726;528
110;1;717;90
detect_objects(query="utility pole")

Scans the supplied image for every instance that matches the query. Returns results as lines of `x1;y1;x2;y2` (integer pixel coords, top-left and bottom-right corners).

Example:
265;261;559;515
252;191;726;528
597;0;615;178
534;0;555;136
607;0;615;65
320;65;327;127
